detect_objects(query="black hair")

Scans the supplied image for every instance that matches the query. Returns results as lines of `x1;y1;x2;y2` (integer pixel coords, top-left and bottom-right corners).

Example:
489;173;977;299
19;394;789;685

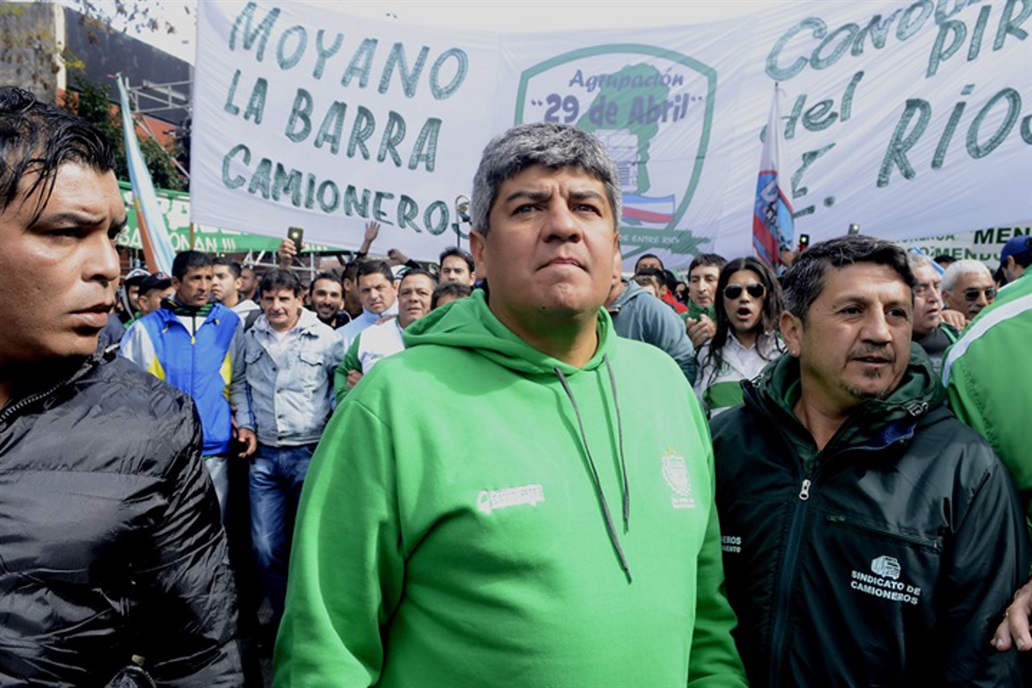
688;253;727;276
661;268;680;294
399;268;437;287
356;260;394;284
212;256;242;279
634;253;664;272
632;267;664;290
341;260;361;283
431;281;472;309
0;86;116;225
309;271;342;295
171;250;213;280
783;235;915;323
259;268;303;297
439;247;475;272
698;256;785;378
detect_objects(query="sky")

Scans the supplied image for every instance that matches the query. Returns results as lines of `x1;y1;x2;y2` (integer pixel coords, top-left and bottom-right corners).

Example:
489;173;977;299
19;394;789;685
95;0;796;64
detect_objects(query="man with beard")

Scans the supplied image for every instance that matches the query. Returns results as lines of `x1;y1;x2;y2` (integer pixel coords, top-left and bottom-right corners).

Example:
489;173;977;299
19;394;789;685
308;271;349;328
711;235;1026;686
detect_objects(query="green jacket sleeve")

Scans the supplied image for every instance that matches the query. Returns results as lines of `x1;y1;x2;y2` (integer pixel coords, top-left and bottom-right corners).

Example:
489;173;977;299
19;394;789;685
686;395;749;687
273;396;404;687
333;334;362;405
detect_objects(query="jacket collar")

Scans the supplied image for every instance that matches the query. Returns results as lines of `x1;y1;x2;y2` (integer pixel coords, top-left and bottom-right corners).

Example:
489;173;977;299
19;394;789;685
744;345;946;461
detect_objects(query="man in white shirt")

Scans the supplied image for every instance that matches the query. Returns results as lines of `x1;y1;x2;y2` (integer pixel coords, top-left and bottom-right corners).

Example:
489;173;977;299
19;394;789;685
334;269;435;402
336;260;398;351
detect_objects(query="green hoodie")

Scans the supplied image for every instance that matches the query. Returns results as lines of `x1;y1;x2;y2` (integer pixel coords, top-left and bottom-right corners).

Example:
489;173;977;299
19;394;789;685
275;290;746;687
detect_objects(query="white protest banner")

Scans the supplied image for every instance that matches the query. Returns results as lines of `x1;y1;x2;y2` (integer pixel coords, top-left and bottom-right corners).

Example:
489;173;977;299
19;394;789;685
193;1;1032;269
495;0;1032;267
192;1;499;257
900;220;1031;268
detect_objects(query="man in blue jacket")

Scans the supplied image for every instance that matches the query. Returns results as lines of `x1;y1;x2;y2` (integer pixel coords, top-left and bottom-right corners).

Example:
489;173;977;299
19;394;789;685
122;250;255;518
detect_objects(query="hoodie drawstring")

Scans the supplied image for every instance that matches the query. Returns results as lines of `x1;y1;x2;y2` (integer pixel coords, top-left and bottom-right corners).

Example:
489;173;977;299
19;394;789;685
553;356;632;584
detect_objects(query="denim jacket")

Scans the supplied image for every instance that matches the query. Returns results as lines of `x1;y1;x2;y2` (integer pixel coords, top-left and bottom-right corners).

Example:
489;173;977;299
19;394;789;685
238;309;343;447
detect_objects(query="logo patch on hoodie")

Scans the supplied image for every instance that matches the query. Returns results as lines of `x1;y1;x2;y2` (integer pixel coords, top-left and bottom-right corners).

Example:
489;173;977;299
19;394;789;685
662;449;696;510
477;484;545;515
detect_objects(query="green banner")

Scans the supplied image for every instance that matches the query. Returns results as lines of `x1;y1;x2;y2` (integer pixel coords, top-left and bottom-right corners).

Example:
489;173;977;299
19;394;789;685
115;182;337;254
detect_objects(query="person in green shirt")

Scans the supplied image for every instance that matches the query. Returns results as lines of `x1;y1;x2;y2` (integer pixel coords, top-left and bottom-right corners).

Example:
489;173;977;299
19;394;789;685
274;122;746;688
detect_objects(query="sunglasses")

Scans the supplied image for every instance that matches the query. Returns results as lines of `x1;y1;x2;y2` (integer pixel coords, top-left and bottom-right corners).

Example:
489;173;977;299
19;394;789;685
963;287;996;301
724;283;766;300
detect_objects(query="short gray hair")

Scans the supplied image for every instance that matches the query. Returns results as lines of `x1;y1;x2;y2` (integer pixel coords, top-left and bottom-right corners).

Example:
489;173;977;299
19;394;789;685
941;259;991;293
470;123;621;236
907;251;936;272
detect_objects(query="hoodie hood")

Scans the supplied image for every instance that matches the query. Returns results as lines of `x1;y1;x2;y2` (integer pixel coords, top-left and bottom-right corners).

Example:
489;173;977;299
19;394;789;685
404;289;616;376
404;289;632;582
607;278;647;311
745;344;947;464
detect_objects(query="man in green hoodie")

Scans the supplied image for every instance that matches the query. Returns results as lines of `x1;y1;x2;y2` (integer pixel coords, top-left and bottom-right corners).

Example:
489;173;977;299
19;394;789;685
274;123;746;687
711;234;1027;686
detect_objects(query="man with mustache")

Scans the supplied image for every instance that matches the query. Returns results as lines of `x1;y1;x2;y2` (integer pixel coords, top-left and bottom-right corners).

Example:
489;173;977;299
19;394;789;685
941;259;997;326
710;235;1027;686
308;271;349;329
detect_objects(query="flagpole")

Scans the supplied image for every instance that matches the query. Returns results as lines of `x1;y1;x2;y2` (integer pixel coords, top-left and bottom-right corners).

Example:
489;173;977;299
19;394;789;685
117;73;178;274
751;82;795;270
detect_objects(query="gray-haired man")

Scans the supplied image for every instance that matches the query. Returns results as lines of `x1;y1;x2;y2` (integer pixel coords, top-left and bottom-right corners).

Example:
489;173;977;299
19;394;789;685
275;123;745;686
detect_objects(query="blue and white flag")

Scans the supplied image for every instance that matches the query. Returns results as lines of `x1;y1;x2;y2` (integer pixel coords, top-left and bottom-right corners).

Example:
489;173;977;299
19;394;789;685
117;74;176;275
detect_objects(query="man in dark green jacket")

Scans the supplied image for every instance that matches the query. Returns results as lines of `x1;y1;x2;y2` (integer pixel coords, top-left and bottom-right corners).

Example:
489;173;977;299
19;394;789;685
712;234;1027;686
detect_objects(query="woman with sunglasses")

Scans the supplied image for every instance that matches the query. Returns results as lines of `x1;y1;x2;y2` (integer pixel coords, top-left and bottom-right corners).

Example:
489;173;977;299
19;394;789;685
694;257;784;417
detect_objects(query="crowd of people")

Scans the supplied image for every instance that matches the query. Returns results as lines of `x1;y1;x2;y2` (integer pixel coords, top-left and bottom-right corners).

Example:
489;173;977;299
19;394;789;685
2;85;1031;687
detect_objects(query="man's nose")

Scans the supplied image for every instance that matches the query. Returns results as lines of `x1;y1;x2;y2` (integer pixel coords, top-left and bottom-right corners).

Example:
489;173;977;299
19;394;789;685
85;233;120;287
543;203;582;242
862;310;892;343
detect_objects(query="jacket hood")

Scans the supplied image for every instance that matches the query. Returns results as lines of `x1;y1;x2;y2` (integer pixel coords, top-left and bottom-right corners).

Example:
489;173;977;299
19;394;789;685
607;278;646;311
746;344;947;458
403;290;615;376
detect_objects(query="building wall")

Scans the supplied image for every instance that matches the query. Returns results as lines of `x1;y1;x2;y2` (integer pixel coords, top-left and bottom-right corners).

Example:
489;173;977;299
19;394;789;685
0;3;63;102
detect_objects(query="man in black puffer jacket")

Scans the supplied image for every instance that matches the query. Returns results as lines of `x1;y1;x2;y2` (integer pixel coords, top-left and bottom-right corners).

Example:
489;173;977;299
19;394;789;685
712;235;1028;687
0;87;245;686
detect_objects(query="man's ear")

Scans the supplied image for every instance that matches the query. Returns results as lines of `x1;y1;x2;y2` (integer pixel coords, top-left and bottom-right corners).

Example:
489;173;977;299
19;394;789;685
781;310;803;358
470;230;487;280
